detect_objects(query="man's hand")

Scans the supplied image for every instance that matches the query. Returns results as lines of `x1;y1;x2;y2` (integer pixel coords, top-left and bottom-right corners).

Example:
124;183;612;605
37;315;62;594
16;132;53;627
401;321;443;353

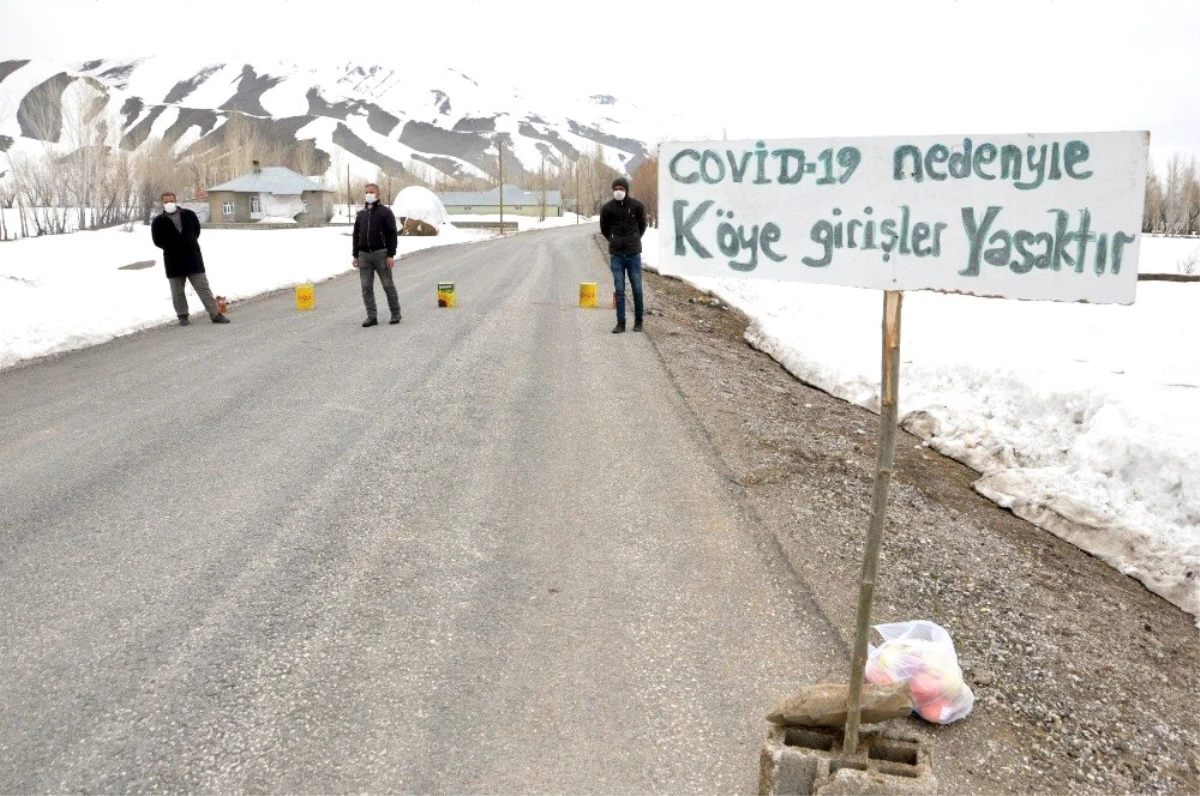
386;257;395;269
352;258;359;268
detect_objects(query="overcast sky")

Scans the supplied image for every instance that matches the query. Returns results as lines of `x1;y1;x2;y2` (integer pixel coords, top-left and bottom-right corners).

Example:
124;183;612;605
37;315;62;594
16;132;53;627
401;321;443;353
2;0;1198;164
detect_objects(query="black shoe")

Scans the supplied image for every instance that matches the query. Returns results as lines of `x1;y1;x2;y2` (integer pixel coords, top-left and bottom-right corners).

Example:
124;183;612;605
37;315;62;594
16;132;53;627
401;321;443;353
178;316;190;326
632;319;643;332
612;321;626;334
211;314;230;324
389;312;401;325
362;318;378;327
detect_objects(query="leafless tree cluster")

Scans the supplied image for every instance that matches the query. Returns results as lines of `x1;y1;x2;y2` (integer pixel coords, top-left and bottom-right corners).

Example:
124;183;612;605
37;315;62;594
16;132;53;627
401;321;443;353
630;155;658;226
183;112;324;194
2;87;344;238
1144;154;1200;236
557;141;618;217
7;151;71;235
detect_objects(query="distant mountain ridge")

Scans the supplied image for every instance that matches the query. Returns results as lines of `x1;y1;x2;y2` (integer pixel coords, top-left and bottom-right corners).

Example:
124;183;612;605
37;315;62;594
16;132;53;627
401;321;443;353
0;55;659;184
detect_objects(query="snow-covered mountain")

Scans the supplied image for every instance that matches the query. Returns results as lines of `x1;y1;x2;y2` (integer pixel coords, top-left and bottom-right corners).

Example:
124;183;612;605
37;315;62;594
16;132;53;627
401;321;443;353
0;54;661;183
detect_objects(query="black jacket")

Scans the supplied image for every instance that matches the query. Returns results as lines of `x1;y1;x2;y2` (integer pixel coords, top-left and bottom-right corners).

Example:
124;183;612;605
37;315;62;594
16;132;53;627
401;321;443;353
599;195;647;255
353;203;398;258
151;209;205;278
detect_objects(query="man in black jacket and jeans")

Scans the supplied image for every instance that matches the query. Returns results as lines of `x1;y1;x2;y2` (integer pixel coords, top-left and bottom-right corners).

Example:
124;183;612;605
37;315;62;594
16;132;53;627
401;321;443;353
599;176;647;333
352;183;400;327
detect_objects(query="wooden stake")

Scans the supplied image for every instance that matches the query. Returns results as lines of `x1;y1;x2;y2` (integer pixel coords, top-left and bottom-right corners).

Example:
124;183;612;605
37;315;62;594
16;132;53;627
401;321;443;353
843;290;903;755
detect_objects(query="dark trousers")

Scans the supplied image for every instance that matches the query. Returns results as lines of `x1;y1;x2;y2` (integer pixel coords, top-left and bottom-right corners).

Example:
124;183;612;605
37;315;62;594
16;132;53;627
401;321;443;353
610;253;644;323
168;272;219;319
358;250;400;319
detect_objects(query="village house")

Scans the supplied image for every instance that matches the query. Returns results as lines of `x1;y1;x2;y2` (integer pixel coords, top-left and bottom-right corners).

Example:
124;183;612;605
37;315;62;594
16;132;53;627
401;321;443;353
207;162;334;225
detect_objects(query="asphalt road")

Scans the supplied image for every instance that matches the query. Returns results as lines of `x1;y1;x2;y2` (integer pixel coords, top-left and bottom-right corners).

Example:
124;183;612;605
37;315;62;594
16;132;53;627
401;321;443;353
0;224;844;793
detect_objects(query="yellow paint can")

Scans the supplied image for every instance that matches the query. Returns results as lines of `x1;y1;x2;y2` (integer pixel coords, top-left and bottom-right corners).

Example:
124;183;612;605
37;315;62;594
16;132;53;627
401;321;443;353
437;282;456;308
295;283;315;310
579;282;597;308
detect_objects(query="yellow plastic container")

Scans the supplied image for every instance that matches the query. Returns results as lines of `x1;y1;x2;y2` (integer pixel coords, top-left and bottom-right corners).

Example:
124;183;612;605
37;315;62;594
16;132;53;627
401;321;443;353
295;283;315;311
579;282;597;308
437;282;456;308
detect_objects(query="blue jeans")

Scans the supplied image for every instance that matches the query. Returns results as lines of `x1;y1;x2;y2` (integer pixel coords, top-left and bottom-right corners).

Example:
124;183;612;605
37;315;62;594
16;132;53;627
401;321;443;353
610;253;644;323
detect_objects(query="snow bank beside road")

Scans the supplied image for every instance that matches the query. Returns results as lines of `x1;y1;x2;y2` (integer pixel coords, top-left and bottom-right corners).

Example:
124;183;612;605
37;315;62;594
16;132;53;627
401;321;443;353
642;228;1200;617
0;224;490;371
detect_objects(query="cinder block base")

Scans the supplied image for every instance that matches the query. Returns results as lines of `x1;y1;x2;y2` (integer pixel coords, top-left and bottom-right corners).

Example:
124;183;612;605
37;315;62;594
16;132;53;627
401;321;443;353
758;724;936;796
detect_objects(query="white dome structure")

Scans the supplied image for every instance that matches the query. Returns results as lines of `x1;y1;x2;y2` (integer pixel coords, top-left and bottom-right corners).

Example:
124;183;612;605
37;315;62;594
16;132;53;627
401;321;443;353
392;186;449;229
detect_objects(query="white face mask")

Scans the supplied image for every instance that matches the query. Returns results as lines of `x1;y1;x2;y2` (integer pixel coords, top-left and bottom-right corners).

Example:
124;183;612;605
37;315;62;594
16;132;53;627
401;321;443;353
613;190;626;201
163;202;178;213
365;193;378;204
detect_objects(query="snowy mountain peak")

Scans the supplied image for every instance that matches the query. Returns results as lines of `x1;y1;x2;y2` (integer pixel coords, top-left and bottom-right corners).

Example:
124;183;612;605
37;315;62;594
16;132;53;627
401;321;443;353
0;55;664;185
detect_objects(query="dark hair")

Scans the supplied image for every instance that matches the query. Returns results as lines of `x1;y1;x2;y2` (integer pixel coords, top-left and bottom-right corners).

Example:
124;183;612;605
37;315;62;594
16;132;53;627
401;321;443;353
365;183;380;191
612;177;630;191
161;192;177;200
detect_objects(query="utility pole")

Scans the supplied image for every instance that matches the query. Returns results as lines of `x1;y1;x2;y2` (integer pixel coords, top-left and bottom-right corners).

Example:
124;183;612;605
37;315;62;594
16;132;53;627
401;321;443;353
498;139;504;236
346;164;351;222
540;155;546;222
575;160;580;224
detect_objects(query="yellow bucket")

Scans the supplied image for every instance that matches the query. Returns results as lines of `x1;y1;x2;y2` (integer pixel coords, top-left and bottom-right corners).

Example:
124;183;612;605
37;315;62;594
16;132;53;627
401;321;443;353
295;283;315;310
579;282;597;308
437;282;456;308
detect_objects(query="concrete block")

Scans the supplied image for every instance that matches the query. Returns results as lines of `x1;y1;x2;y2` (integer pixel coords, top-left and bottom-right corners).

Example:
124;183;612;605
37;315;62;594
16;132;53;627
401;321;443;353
757;724;936;796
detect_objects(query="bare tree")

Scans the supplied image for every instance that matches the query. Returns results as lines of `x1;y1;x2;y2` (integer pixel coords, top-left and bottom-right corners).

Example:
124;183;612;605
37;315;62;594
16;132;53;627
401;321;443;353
1163;153;1185;234
0;95;10;240
284;138;323;178
630;154;659;226
57;80;113;230
573;140;618;217
9;79;67;235
131;136;193;224
17;78;63;144
198;112;285;187
0;173;10;240
1182;157;1200;236
1144;159;1163;233
9;151;68;235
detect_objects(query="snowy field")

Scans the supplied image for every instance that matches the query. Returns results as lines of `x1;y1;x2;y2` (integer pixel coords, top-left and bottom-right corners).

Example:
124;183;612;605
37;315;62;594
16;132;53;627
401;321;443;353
1138;235;1200;275
0;222;493;371
641;229;1199;618
0;206;98;239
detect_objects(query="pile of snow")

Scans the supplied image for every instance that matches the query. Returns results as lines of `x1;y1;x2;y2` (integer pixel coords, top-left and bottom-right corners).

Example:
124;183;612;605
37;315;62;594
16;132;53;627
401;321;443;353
642;229;1200;618
261;193;306;221
392;186;449;229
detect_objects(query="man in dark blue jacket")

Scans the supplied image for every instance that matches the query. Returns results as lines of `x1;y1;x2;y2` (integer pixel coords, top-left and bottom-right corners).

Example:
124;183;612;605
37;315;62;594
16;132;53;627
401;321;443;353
599;176;647;333
352;183;400;327
150;192;229;326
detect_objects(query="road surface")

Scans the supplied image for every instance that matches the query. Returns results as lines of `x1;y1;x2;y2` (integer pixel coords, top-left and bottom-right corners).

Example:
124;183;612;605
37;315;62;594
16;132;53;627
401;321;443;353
0;224;844;793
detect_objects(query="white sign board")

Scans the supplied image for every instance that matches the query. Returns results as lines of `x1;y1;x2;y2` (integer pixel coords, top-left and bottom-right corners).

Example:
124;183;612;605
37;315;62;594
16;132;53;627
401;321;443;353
658;132;1148;303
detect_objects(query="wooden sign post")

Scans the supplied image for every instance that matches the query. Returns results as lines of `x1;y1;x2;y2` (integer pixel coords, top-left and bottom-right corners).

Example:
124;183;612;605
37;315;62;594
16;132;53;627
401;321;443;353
843;290;902;754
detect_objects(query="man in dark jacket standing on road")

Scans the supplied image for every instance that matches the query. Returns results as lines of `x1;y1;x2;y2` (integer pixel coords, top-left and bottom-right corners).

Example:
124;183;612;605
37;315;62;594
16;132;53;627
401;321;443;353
599;176;647;333
352;183;400;327
150;192;229;326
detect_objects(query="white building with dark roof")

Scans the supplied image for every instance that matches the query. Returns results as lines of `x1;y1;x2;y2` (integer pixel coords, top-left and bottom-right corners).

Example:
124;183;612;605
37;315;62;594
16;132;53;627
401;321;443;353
437;184;562;218
207;162;334;224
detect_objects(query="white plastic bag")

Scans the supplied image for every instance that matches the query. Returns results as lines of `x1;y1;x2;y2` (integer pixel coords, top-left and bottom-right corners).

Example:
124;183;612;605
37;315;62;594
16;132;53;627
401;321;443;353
864;620;975;724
